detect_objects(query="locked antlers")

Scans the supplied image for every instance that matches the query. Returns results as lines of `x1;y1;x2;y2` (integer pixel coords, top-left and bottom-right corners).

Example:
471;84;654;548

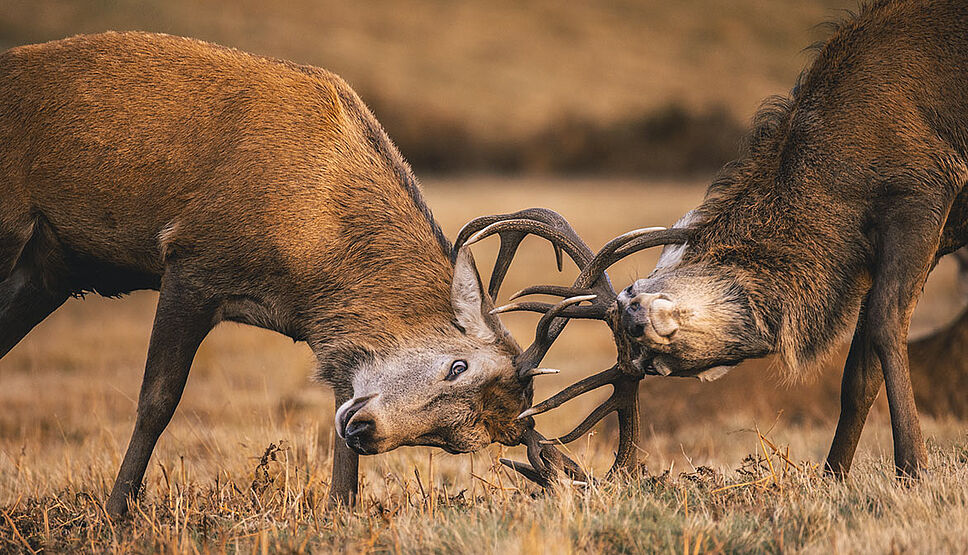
454;208;614;379
456;208;690;483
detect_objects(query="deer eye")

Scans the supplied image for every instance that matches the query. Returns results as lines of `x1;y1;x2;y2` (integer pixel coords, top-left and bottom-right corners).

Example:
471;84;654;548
446;360;468;381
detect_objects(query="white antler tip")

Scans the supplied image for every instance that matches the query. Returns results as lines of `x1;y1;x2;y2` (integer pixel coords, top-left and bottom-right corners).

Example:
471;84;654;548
463;229;488;247
517;408;538;420
563;294;597;305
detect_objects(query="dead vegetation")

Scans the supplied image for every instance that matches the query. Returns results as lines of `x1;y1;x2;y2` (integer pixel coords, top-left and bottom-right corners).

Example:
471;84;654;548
1;178;966;552
3;421;967;553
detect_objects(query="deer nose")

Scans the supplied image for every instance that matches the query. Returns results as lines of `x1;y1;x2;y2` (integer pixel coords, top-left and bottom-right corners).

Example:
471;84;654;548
336;393;377;440
622;299;646;337
344;418;375;442
344;413;377;455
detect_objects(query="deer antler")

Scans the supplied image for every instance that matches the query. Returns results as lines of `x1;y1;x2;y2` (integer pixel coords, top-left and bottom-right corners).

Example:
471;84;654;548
516;224;691;478
453;208;615;378
464;209;691;483
457;208;691;484
453;207;595;300
499;428;589;487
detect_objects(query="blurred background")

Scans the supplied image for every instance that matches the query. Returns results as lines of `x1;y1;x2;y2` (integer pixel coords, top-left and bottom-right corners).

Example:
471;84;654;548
2;0;965;500
0;0;857;175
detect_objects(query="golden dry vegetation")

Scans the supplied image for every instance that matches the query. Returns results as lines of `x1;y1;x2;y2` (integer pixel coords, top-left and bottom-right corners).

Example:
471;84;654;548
2;178;967;553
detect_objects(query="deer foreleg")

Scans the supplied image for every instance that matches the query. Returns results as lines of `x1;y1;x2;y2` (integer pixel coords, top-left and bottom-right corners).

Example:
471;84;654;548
106;267;216;517
328;387;360;509
825;298;883;478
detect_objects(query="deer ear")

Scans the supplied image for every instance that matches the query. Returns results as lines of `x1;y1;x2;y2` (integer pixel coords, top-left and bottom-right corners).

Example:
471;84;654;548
451;248;497;341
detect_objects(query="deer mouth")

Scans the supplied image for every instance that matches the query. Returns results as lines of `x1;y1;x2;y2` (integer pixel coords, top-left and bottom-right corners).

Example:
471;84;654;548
640;360;664;376
408;433;474;454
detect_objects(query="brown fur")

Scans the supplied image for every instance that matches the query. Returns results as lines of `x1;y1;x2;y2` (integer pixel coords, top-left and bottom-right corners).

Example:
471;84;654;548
910;308;968;419
1;31;452;348
0;32;530;515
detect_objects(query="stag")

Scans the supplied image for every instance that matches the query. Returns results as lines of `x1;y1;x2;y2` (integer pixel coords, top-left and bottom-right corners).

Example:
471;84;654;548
468;0;968;480
0;31;586;516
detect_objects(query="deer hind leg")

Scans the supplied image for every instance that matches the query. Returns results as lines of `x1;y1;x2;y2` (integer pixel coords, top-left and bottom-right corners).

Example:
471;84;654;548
825;297;883;478
105;265;217;518
862;213;945;478
0;218;69;358
328;386;360;509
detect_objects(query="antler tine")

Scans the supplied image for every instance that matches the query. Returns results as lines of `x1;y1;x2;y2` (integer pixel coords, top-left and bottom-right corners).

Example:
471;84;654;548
453;213;534;301
509;284;596;301
514;295;600;376
499;429;588;487
463;219;590;270
525;431;588;484
611;228;693;259
505;266;616;327
489;231;532;301
498;458;545;484
515;317;569;377
520;367;560;378
541;395;620;445
577;227;692;285
452;213;507;254
453;208;596;300
517;365;621;419
491;300;608;320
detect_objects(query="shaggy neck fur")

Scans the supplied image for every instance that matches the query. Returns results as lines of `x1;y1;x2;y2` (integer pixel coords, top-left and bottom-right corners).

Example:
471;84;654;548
686;93;871;376
689;173;871;377
674;1;951;375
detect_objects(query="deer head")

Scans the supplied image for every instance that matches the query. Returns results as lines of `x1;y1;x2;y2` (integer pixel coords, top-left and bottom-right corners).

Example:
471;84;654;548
333;247;534;455
330;208;600;468
615;263;772;380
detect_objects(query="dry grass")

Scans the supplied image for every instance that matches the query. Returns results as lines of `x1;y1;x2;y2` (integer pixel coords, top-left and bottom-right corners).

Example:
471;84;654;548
2;4;965;551
4;426;968;553
1;178;967;552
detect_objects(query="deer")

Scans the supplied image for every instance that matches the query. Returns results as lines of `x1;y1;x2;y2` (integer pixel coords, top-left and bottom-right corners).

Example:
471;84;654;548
0;31;587;517
465;0;968;482
908;248;968;419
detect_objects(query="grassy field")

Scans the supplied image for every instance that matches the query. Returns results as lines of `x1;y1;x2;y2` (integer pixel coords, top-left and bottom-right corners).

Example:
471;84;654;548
1;178;967;553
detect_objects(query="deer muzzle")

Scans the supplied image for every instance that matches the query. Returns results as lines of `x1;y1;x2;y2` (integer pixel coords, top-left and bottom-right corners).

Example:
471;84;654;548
336;393;379;454
618;291;680;345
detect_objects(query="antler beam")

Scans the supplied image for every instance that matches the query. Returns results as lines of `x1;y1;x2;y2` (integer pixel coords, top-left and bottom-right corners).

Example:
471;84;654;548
460;208;689;485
